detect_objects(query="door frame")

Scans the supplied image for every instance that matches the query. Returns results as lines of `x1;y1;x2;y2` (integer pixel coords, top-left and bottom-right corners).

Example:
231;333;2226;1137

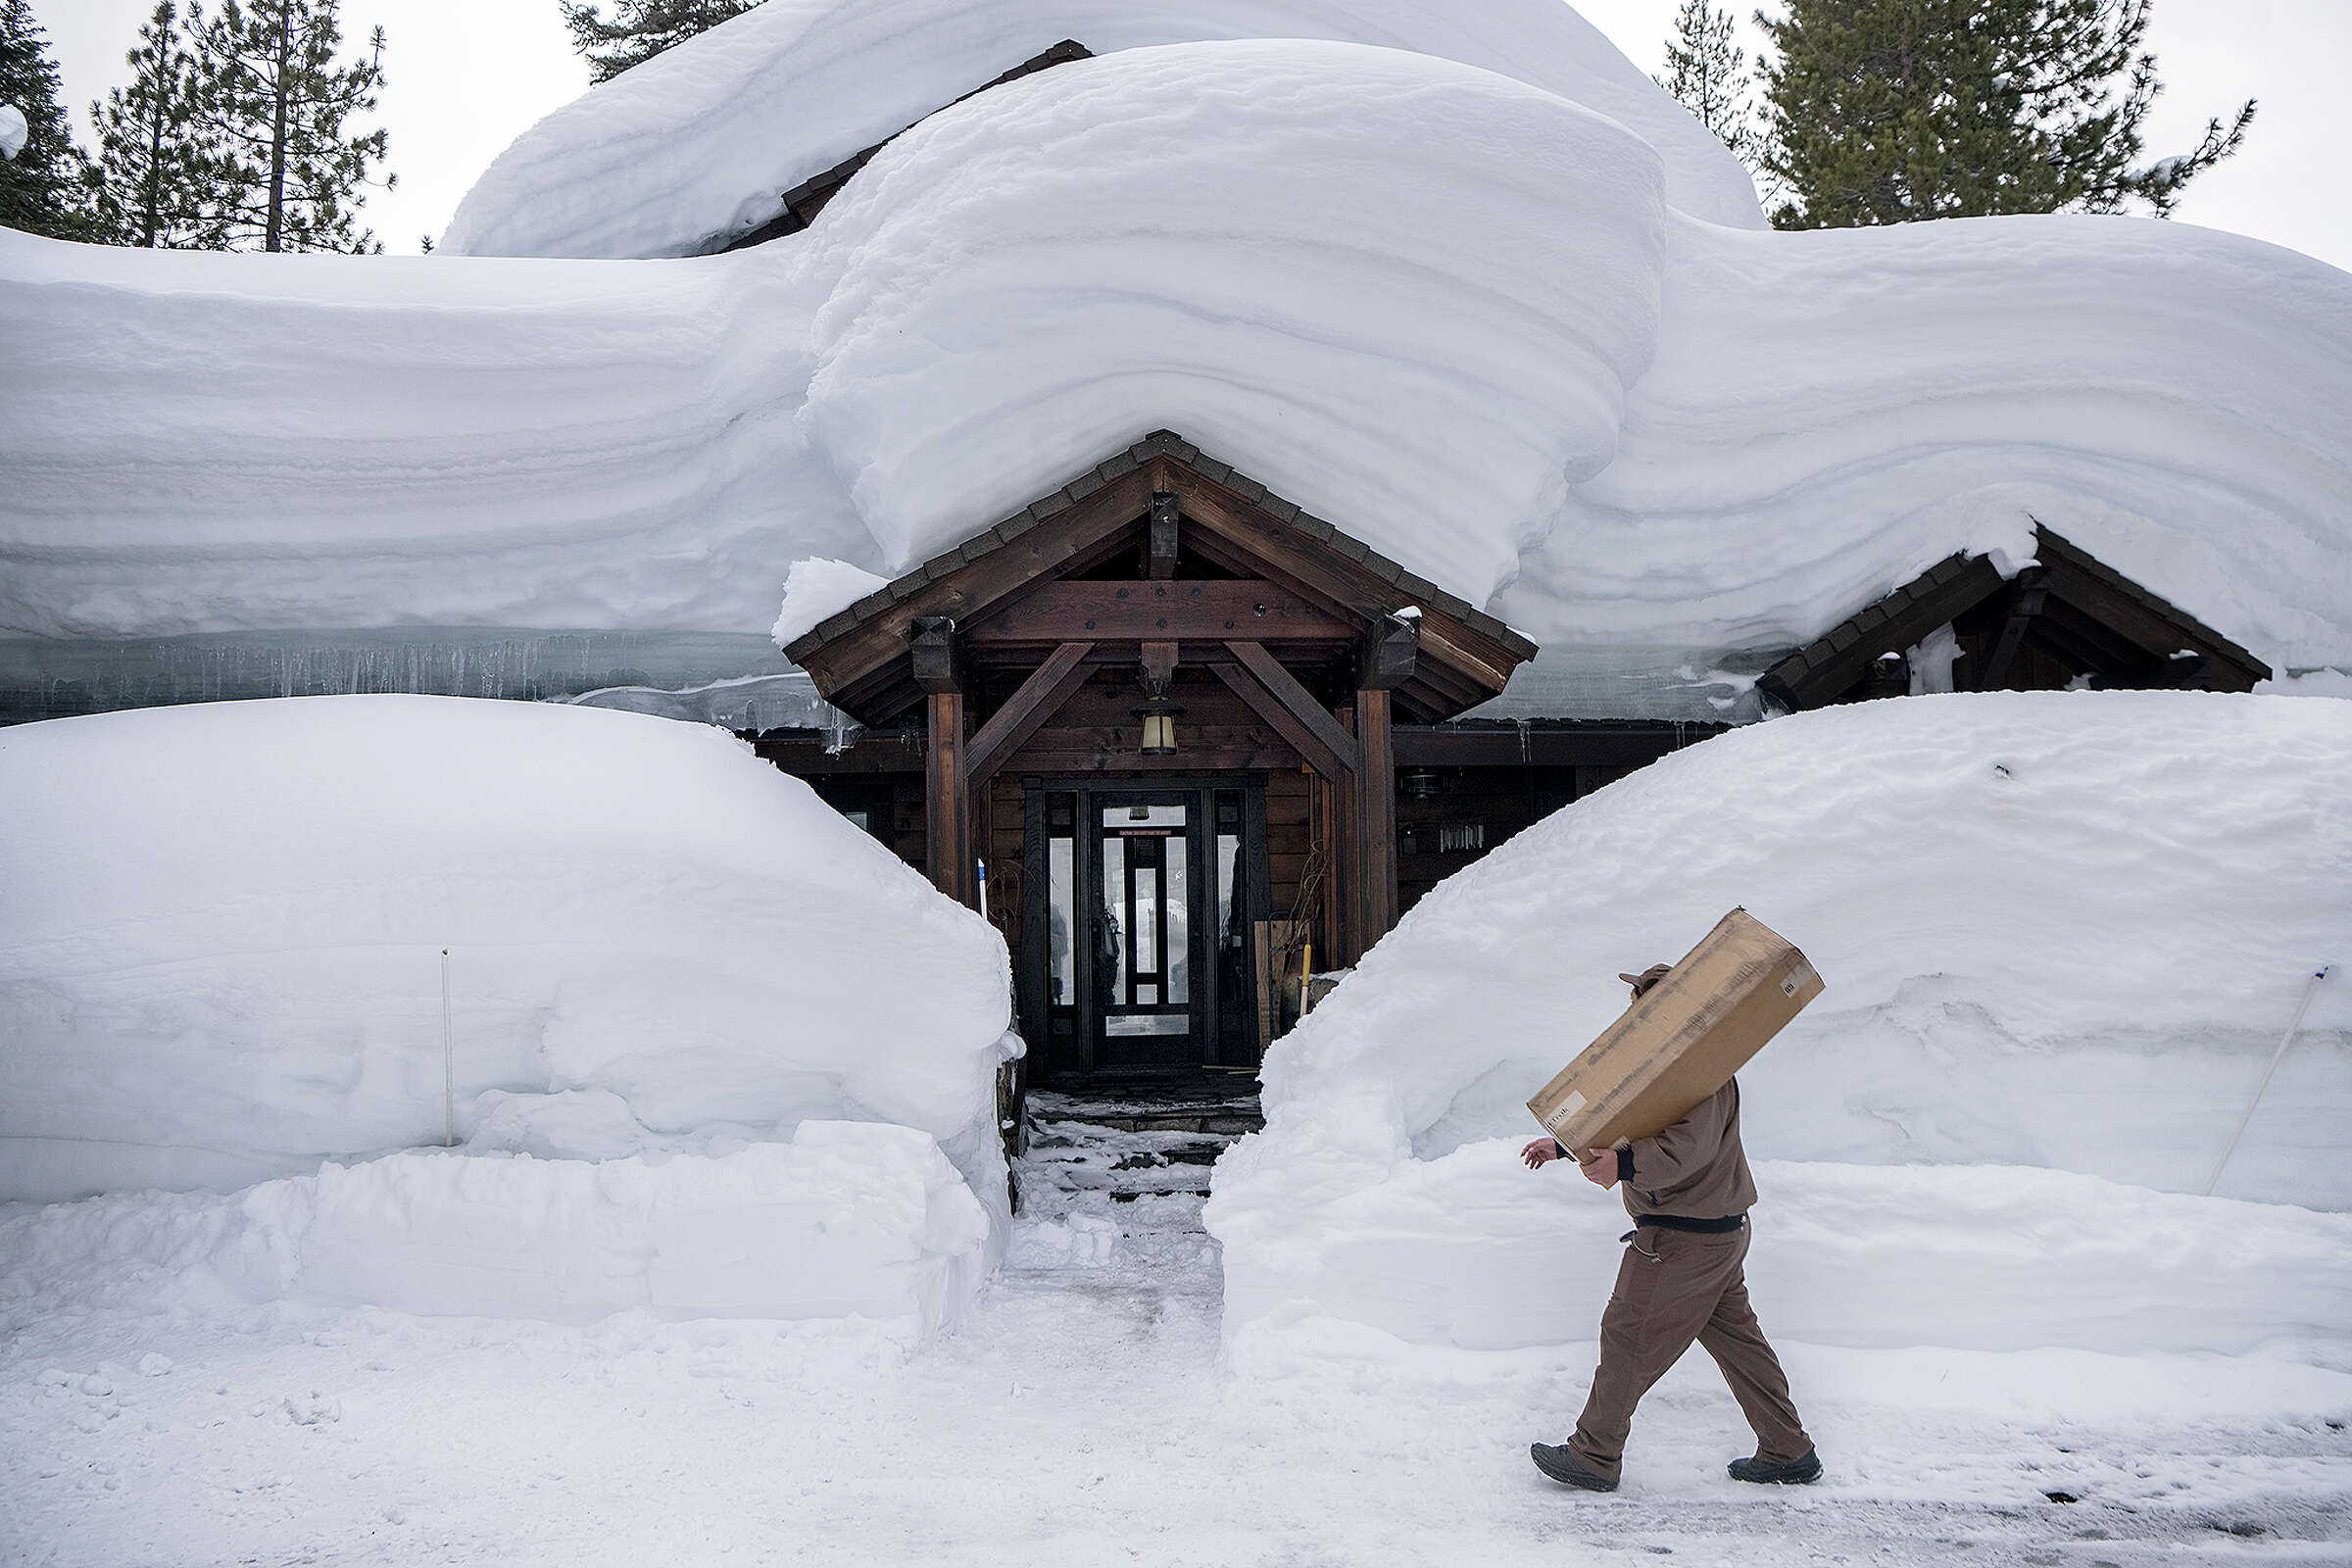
1018;774;1267;1082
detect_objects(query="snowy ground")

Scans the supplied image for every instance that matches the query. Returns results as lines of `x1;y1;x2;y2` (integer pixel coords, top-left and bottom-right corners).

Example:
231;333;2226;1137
5;1098;2347;1566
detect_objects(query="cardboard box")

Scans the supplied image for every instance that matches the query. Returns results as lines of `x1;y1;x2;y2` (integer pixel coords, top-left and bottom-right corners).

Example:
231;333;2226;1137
1528;908;1824;1155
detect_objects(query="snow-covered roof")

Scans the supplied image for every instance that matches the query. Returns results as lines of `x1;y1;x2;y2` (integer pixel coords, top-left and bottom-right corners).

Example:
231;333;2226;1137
2;20;2347;710
439;0;1769;260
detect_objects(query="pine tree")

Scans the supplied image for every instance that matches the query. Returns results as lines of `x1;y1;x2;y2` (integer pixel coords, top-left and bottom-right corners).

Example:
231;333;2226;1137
82;0;226;248
1656;0;1758;163
560;0;763;86
192;0;392;253
0;0;91;239
1756;0;2255;229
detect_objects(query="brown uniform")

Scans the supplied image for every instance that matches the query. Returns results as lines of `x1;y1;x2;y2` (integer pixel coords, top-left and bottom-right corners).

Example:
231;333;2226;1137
1565;1077;1812;1486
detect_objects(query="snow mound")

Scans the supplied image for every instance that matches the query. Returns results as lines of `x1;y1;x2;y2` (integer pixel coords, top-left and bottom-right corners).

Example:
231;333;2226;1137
1500;215;2352;670
0;696;1015;1219
0;1122;991;1330
440;0;1762;261
794;40;1668;600
1206;692;2352;1354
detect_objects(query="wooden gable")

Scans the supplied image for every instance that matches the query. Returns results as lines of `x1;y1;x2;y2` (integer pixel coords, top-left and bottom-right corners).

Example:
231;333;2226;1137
785;429;1538;728
717;40;1094;253
1757;524;2272;711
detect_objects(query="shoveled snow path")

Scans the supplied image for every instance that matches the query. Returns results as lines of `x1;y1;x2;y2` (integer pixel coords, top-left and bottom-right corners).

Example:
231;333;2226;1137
2;1120;2347;1566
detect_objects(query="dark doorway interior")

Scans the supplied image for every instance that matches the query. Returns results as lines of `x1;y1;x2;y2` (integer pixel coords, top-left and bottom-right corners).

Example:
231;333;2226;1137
1020;776;1267;1083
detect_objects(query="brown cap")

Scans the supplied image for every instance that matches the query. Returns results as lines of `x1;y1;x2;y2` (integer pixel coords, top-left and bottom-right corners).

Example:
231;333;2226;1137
1618;963;1673;996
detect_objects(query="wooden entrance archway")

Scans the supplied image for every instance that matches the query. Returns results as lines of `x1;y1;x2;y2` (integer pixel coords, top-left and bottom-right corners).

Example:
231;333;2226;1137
785;430;1536;1068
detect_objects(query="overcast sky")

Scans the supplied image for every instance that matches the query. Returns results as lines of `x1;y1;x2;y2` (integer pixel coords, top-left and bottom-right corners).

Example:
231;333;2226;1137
35;0;2352;272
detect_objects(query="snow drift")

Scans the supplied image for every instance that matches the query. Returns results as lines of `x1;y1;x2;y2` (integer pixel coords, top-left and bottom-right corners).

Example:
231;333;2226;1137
1206;692;2352;1355
0;697;1015;1221
438;0;1766;261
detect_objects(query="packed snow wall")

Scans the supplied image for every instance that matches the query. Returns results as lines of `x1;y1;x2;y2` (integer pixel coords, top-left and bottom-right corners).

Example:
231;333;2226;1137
0;696;1014;1327
1205;692;2352;1357
438;0;1767;260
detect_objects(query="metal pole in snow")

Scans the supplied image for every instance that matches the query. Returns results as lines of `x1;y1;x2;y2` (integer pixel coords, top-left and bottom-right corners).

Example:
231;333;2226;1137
977;858;989;920
2204;965;2331;1197
440;949;456;1149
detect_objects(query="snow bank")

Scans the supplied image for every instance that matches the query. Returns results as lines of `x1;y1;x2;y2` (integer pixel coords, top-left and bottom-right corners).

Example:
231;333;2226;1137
0;696;1014;1218
1499;215;2352;672
439;0;1764;261
1207;692;2352;1354
0;1122;990;1330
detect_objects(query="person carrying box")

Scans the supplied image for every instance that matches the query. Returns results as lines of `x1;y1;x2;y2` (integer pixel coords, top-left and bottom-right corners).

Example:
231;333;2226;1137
1520;962;1822;1494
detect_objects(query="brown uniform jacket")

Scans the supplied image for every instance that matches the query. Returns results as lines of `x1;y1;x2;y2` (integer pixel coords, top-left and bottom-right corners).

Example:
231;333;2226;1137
1617;1077;1756;1221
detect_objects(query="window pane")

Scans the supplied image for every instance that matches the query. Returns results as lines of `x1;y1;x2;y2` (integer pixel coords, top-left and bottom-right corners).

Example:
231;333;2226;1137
1165;833;1188;1004
1048;832;1074;1004
1100;834;1127;1003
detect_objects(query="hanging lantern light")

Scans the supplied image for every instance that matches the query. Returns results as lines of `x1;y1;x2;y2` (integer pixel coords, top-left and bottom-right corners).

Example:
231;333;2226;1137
1131;679;1184;758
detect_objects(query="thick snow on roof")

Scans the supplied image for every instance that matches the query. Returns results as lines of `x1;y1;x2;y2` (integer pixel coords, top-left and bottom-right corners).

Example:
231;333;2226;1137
2;39;2347;683
1498;213;2352;668
1206;691;2352;1353
439;0;1766;260
0;697;1014;1215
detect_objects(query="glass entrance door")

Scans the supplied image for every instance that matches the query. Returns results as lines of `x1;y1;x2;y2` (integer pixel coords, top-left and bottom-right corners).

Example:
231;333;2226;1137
1095;799;1195;1065
1022;779;1264;1080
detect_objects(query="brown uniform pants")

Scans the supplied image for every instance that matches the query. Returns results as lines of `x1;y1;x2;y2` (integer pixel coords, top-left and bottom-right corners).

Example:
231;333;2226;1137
1567;1220;1812;1485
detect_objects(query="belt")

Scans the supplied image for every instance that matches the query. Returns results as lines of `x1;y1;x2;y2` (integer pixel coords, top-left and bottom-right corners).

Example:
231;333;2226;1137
1624;1213;1746;1237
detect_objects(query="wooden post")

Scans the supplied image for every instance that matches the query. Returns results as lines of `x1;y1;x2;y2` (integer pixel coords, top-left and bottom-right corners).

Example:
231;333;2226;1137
1355;686;1396;952
927;690;969;904
914;617;972;906
1333;705;1360;966
1978;569;2048;692
1148;491;1180;579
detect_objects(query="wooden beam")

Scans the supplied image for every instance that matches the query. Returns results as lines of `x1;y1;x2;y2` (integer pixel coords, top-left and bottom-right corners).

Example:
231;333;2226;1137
965;641;1097;786
1172;474;1530;689
1216;642;1360;777
1978;569;2049;690
1390;724;1719;768
966;580;1352;645
1361;612;1420;690
1760;553;2006;711
1355;687;1397;952
1148;491;1180;580
925;690;970;903
790;465;1156;709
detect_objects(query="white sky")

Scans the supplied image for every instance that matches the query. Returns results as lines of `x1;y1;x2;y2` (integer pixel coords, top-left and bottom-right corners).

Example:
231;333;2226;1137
35;0;2352;272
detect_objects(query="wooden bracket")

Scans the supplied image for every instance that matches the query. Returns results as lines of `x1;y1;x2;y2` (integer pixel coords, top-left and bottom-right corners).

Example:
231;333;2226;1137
1215;642;1361;779
1148;491;1180;580
1360;612;1420;691
911;616;965;695
967;641;1097;785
